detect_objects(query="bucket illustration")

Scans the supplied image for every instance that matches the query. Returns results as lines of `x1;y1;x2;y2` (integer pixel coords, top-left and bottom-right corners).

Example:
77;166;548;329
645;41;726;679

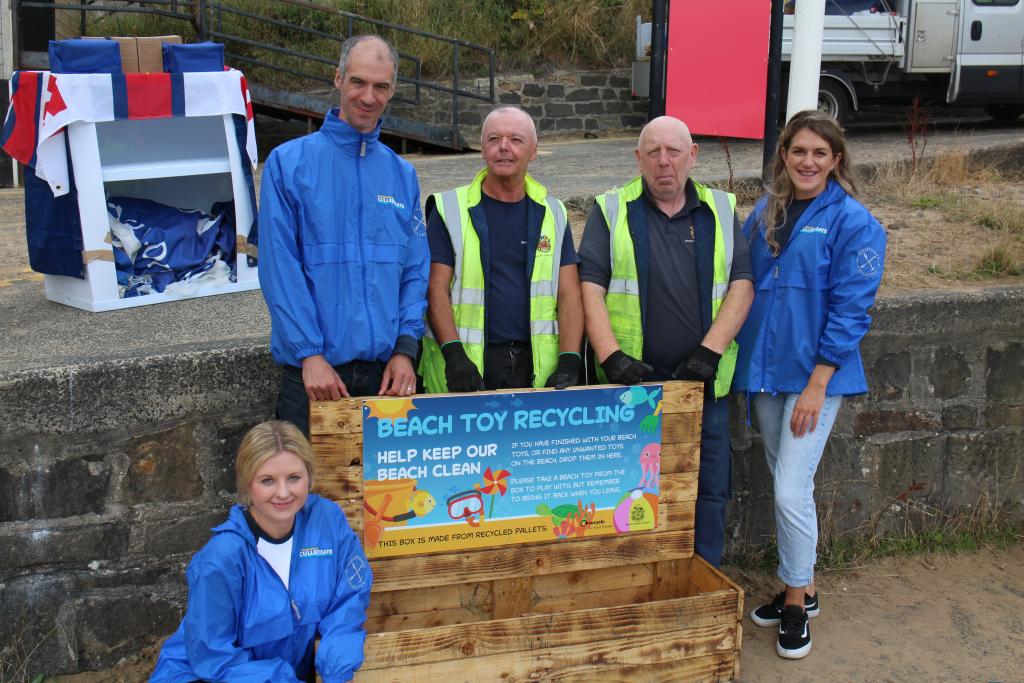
363;479;418;529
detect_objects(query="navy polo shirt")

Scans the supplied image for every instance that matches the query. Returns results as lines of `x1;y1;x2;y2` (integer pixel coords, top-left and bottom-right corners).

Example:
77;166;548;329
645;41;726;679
427;193;579;343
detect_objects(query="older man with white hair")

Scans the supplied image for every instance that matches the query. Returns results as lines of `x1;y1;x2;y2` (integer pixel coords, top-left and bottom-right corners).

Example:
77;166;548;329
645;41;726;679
578;115;754;567
419;106;584;393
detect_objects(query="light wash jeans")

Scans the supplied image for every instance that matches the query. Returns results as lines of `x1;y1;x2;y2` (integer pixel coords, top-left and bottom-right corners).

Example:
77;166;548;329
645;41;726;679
752;392;843;588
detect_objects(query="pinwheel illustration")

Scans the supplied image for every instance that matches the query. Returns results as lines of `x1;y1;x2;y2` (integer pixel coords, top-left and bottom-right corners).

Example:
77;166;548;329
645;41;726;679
480;467;511;517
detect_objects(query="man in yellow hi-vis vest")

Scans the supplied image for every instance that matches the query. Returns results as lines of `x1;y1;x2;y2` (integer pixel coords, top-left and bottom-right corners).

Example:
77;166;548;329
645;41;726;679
419;107;584;393
578;116;754;567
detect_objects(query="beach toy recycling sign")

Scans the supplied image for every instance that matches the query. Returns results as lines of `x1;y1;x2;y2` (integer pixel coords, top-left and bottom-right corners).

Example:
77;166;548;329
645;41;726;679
361;385;664;558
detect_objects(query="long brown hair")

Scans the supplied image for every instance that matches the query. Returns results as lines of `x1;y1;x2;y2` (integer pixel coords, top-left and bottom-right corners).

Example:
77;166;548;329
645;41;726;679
762;110;858;255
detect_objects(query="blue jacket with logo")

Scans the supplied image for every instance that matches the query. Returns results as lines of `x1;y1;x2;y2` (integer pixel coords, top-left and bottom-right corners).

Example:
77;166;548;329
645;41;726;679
732;179;886;396
258;110;429;367
150;495;372;683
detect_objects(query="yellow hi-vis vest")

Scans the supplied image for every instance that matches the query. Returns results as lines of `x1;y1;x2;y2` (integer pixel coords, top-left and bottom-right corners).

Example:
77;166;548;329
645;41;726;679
419;170;567;393
595;176;738;398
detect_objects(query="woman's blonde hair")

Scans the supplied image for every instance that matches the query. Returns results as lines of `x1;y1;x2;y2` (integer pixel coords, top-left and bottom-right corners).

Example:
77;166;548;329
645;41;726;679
235;420;316;505
762;110;859;255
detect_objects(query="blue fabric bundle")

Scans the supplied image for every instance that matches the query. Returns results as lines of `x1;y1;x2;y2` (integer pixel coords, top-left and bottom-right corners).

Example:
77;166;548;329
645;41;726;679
48;39;122;74
162;42;225;73
107;196;236;297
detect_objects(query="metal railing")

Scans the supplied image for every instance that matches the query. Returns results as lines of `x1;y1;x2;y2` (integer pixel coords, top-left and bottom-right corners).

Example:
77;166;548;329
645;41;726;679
15;0;496;148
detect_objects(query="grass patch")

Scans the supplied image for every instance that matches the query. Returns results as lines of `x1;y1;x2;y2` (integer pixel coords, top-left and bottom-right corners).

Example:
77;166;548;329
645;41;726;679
910;197;943;209
817;523;1021;570
729;523;1022;575
728;489;1022;574
970;244;1021;277
973;204;1024;235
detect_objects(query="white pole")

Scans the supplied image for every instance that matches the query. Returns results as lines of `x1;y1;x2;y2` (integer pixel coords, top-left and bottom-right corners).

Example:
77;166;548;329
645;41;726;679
1;0;12;80
785;0;826;123
2;0;17;188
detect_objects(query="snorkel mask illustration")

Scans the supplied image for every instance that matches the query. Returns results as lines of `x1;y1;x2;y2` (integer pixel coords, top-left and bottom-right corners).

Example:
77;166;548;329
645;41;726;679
447;489;484;527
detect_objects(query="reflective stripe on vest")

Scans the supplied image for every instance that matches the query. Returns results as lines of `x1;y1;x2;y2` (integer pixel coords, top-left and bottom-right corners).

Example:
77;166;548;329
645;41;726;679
597;176;739;398
419;170;565;393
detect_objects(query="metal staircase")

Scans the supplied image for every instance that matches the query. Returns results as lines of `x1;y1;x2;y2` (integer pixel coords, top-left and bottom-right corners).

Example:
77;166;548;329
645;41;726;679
14;0;496;151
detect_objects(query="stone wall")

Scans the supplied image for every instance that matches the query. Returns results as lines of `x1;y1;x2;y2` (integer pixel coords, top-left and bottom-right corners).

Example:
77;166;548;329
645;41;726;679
729;289;1024;552
0;347;278;675
389;68;649;146
1;289;1022;676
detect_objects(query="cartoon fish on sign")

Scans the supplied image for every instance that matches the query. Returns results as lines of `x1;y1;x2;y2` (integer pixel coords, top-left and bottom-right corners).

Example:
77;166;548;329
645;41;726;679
364;487;435;523
406;490;436;518
619;386;660;410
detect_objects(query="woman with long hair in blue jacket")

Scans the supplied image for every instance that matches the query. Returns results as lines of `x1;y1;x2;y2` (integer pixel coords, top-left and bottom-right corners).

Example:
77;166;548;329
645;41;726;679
151;421;372;682
733;110;886;660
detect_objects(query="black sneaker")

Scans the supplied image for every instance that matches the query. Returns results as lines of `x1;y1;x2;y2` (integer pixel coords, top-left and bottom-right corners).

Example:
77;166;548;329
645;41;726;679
750;590;820;627
777;604;812;659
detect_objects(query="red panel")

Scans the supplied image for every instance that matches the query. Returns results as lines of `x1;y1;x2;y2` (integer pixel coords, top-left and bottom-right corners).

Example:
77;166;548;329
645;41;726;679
126;73;172;119
665;1;771;139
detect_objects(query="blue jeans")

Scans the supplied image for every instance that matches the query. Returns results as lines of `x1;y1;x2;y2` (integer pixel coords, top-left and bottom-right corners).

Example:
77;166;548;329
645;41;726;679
752;392;842;587
276;361;385;437
694;394;732;567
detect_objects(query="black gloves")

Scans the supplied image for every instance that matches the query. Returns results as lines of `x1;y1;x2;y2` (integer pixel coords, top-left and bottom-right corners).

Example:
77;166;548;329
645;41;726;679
673;345;722;383
442;341;484;392
544;352;582;390
601;350;653;385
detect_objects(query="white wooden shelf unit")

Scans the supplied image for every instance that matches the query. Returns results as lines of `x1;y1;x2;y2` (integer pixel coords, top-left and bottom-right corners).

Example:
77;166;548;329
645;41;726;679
44;114;258;312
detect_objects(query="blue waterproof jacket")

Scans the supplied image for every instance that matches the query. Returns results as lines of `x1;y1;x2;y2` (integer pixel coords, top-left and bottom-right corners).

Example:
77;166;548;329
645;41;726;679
150;495;372;683
732;180;886;396
258;110;429;367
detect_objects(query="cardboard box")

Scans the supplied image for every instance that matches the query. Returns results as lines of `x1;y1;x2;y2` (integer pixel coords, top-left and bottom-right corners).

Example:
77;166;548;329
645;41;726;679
136;35;182;73
82;35;182;73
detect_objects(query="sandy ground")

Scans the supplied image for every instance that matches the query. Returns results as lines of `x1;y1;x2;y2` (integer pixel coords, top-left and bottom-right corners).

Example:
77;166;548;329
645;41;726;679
48;543;1024;682
728;544;1024;682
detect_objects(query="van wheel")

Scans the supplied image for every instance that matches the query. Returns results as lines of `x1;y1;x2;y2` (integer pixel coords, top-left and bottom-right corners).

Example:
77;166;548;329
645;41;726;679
984;104;1024;121
817;80;850;124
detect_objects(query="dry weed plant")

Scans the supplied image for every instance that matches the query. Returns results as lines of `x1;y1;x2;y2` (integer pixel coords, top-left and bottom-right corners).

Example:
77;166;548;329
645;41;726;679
0;623;54;683
717;137;735;193
903;97;931;176
814;482;1020;572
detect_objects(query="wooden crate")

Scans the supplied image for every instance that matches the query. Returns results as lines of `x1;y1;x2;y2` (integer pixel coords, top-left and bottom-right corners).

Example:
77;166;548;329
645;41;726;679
311;381;744;682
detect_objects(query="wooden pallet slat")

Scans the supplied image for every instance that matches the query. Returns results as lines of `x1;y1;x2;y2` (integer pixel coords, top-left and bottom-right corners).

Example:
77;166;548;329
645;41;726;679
365;605;485;634
660;441;700;473
359;625;736;682
367;581;491;619
659;381;704;414
531;562;653;600
550;653;735;683
370;529;693;593
662;411;702;444
361;595;739;671
530;583;655;616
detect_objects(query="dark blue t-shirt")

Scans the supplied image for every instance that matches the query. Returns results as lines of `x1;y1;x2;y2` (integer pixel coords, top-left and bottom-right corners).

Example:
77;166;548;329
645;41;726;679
427;193;580;343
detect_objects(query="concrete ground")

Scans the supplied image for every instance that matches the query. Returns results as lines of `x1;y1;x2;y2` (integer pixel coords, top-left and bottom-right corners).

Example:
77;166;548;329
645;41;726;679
0;113;1022;378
